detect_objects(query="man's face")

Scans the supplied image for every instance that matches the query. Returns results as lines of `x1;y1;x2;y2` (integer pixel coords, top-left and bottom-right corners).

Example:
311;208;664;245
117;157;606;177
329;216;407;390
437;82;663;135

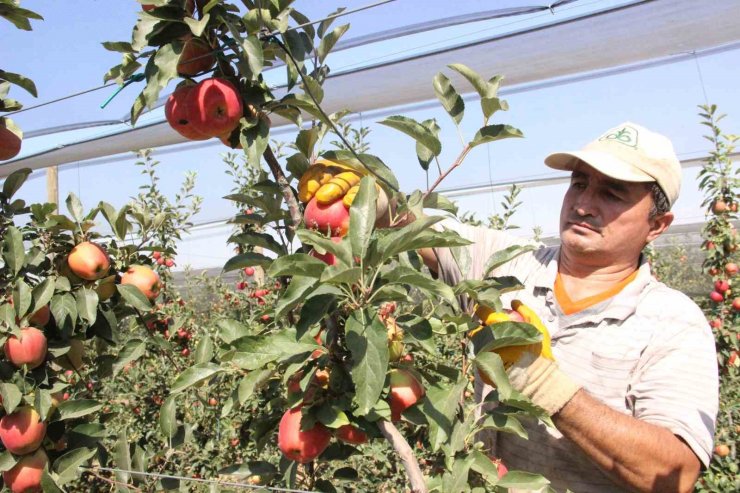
559;163;659;264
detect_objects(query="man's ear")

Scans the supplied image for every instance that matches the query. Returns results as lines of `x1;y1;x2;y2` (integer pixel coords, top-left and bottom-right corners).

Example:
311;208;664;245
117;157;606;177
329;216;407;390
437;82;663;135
646;211;674;243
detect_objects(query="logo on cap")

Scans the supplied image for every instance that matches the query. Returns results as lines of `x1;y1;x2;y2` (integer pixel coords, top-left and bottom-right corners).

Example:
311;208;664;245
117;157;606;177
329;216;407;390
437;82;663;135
599;125;639;149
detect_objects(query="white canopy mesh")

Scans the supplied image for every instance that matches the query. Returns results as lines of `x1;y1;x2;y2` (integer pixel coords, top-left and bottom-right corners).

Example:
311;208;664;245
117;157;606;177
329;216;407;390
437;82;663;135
3;0;740;178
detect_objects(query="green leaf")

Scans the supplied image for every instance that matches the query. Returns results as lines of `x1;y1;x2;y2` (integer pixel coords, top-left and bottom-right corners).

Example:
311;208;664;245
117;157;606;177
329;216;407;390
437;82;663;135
112;339;147;376
297;294;335;336
447;63;490;97
0;70;37;97
378;115;442;156
433;72;464;125
473;322;541;355
13;279;32;319
231;329;318;367
53;447;97;486
349;177;377;260
237;369;273;404
0;451;15;473
50;293;77;331
275;276;318;319
116;285;152;312
34;389;53;422
296;230;352;266
398;315;438;356
470;450;504;485
2;168;31;199
65;193;84;223
320;265;362;285
416;119;441;171
242;34;264;79
469;124;523;148
382;266;455;304
320;150;399;193
184;13;210;37
497;471;551;490
240;118;270;168
217;319;250;345
441;454;475;493
481;96;508;120
345;309;389;415
481;244;536;278
267;253;326;278
316;405;350;429
130;43;180;125
318;23;349;63
75;288;99;325
194;334;214;364
56;400;103;420
2;226;24;275
222;252;273;273
376;216;445;261
422;378;467;451
160;395;178;438
171;363;224;393
31;277;55;314
101;41;134;53
0;383;22;414
114;430;131;490
295;127;319;160
479;410;528;439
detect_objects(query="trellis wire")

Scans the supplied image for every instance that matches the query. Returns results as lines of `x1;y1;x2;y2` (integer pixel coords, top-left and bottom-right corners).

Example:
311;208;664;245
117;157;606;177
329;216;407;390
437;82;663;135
83;466;321;492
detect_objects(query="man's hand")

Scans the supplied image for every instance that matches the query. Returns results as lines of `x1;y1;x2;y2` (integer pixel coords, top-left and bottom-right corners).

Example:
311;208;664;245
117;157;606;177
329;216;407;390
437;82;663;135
475;300;580;416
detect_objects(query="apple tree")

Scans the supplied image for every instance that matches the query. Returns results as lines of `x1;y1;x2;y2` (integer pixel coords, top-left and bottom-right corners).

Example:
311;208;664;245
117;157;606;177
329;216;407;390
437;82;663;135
103;1;559;491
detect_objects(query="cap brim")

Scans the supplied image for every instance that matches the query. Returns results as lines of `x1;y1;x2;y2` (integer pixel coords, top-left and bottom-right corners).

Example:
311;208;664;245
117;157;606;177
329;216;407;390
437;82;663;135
545;150;654;183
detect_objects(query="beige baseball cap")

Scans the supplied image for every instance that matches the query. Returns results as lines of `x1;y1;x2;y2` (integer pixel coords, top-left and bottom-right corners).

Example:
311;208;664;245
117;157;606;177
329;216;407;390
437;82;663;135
544;122;682;207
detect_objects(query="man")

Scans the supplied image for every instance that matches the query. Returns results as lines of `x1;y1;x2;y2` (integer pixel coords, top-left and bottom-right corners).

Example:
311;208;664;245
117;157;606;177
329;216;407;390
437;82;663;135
425;122;718;492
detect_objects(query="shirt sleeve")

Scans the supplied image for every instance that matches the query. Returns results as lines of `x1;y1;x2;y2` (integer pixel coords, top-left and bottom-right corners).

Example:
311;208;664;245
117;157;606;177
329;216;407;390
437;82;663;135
627;300;719;468
434;220;525;285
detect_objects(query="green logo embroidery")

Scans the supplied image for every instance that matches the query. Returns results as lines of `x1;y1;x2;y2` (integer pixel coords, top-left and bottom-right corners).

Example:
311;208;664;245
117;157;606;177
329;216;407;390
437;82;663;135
599;126;638;149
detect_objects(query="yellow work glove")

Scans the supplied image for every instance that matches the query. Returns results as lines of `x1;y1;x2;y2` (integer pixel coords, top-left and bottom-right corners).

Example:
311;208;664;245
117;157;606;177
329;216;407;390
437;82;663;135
297;159;364;207
297;158;390;218
474;300;581;416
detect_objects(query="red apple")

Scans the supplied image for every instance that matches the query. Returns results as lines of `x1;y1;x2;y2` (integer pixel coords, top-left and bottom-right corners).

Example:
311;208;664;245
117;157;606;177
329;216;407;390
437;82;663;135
304;198;350;237
728;351;739;366
4;327;47;369
489;457;508;478
732;297;740;312
726;263;739;276
121;265;161;301
177;37;215;76
715;280;731;293
67;242;111;281
336;424;368;445
712;200;728;214
0;407;47;455
244;267;255;276
308;237;342;265
714;443;730;457
165;84;210;140
710;291;724;303
277;406;331;463
187;78;243;137
2;448;47;493
0;120;22;161
709;318;722;329
388;369;425;421
28;306;50;327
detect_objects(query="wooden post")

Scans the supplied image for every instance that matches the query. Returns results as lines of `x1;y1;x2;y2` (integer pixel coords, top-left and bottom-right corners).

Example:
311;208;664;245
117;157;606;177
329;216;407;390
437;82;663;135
46;166;58;211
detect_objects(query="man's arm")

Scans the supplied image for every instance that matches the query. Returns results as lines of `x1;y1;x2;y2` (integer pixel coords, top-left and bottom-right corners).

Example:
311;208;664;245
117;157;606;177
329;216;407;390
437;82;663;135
554;390;701;493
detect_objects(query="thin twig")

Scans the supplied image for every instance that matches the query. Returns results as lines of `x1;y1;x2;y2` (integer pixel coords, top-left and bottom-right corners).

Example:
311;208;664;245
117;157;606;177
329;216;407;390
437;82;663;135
377;420;428;493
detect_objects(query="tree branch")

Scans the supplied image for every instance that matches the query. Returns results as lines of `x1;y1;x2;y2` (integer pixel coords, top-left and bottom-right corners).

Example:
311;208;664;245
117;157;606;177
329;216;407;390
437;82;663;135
262;146;302;232
377;420;428;493
424;144;471;198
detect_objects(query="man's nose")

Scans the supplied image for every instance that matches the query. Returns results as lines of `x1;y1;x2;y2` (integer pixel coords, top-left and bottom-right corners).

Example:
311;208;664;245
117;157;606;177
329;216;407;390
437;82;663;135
573;188;597;216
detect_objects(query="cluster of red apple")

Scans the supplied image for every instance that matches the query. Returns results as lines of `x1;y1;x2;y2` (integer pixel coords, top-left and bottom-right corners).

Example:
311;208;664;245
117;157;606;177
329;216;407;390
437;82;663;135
152;251;175;268
277;316;425;464
711;198;738;215
165;78;244;147
708;263;740;312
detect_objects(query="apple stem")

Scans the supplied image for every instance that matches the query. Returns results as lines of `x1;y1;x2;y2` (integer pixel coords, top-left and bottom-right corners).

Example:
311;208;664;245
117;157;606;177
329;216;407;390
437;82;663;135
377;420;428;493
262;146;302;232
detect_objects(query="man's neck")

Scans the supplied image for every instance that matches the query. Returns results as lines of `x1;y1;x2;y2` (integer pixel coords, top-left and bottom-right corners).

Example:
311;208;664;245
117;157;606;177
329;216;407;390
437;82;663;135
558;249;640;301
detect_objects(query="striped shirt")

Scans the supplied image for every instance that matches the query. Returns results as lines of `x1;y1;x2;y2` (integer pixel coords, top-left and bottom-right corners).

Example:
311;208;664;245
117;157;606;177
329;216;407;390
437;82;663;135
435;222;718;493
